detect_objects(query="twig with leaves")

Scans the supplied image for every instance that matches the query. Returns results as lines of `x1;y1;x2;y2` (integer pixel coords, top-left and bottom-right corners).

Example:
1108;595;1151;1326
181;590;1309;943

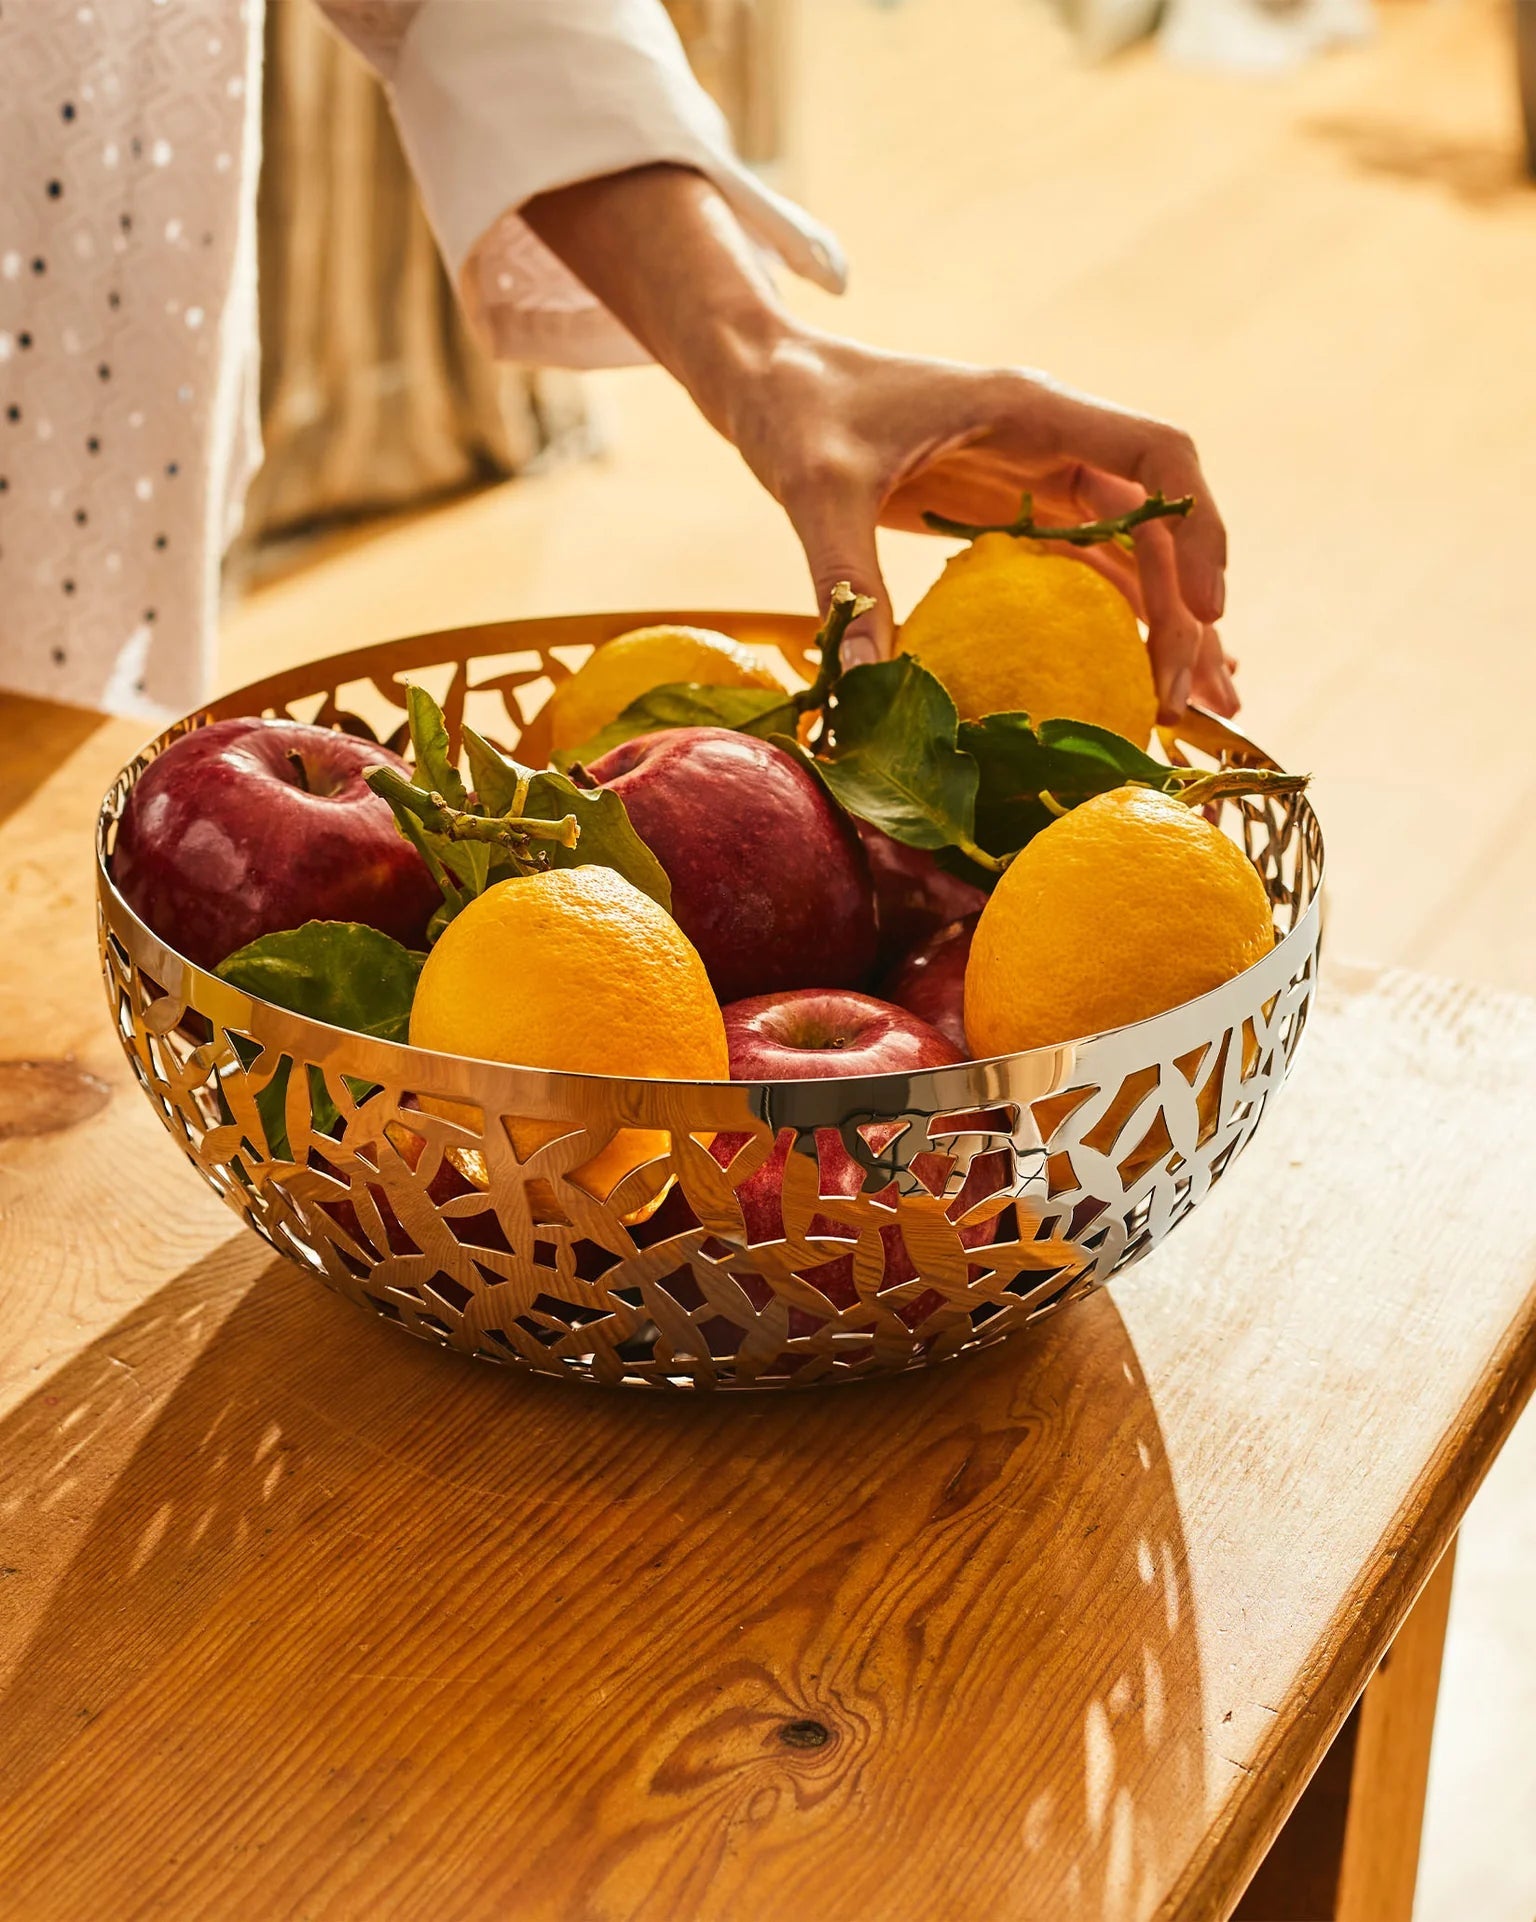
922;489;1194;553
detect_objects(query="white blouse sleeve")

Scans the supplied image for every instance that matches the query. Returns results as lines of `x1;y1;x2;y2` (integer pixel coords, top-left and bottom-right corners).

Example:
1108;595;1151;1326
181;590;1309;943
319;0;846;369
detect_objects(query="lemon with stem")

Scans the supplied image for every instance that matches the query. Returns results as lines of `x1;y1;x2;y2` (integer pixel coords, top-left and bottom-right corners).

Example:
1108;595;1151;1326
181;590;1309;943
899;492;1192;748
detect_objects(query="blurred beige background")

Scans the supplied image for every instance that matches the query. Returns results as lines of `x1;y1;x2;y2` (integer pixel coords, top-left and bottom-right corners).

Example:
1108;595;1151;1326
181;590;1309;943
230;2;1536;1914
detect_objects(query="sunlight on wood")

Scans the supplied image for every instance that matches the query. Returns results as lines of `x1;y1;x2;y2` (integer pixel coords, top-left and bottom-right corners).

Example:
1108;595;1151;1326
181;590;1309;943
2;0;1532;1913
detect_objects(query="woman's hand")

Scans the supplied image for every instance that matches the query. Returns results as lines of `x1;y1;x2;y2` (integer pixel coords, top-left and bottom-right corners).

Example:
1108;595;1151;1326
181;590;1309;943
525;165;1234;721
719;332;1234;716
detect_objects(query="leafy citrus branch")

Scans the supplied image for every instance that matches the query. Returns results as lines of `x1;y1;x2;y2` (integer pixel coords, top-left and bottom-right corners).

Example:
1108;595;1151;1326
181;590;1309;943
922;490;1193;554
365;764;579;858
795;579;878;717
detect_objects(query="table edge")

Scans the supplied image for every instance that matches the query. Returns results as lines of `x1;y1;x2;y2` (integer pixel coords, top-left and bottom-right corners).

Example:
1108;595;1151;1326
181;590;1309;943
1158;1274;1536;1920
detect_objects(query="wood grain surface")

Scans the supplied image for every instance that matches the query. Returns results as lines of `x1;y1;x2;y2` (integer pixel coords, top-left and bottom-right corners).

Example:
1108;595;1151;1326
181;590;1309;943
0;699;236;1423
1232;1544;1458;1920
4;695;1536;1922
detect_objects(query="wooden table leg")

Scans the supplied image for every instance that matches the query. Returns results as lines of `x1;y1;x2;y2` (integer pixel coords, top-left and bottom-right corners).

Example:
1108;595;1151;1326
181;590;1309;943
1519;0;1536;178
1334;1540;1458;1921
1234;1540;1457;1921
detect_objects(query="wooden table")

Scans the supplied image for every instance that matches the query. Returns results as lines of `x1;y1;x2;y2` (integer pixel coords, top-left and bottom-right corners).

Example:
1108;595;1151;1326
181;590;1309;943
3;696;1536;1922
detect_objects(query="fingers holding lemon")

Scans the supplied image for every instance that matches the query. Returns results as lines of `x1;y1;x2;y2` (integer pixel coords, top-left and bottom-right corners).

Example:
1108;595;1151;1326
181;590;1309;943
898;533;1158;747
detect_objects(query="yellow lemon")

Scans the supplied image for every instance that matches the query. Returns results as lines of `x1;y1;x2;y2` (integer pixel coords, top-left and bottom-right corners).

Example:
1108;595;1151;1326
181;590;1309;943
547;624;782;755
411;866;727;1201
899;533;1157;746
964;787;1274;1056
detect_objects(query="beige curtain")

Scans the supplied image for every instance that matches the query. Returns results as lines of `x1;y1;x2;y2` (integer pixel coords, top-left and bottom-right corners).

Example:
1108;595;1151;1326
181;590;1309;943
245;0;786;552
663;0;788;165
243;1;588;551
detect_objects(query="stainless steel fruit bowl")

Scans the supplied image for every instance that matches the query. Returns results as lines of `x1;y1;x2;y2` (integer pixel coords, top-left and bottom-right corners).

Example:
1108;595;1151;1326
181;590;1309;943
95;612;1323;1389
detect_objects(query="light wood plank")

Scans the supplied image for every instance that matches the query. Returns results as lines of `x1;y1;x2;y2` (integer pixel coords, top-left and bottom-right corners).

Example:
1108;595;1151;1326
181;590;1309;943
0;699;237;1421
1129;968;1536;1919
1336;1544;1458;1922
1234;1697;1360;1918
1231;1545;1456;1920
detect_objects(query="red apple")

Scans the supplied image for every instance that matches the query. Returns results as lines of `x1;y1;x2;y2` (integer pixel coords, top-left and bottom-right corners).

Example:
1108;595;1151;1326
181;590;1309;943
705;1123;1000;1332
722;987;963;1081
112;717;441;970
855;820;989;969
586;727;877;1002
881;913;978;1056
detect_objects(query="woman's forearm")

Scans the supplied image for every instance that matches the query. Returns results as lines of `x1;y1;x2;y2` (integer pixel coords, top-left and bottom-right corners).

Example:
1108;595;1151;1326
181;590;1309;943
524;164;796;436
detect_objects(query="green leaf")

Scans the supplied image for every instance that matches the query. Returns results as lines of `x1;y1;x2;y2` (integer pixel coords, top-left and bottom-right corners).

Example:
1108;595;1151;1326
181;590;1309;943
405;683;467;809
814;656;984;856
969;787;1055;862
461;724;673;912
436;835;493;900
932;842;1005;895
461;724;524;814
253;1060;295;1160
959;712;1177;856
962;712;1173;795
522;769;673;911
388;798;461;901
390;802;474;937
217;920;425;1045
726;697;801;741
558;682;797;768
254;1061;327;1158
213;1034;344;1162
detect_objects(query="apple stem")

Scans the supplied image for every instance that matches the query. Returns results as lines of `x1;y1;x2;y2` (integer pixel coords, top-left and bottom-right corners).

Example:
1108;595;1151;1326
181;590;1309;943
285;749;311;793
921;489;1194;553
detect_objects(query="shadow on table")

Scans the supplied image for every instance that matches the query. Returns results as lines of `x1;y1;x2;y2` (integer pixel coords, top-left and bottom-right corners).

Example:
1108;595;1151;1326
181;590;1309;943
0;1246;1205;1919
0;696;110;832
1304;114;1532;207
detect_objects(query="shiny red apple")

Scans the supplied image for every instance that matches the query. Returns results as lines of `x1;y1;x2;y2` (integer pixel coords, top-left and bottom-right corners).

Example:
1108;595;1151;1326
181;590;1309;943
722;987;963;1081
856;820;988;970
586;727;878;1002
880;913;978;1056
112;717;441;970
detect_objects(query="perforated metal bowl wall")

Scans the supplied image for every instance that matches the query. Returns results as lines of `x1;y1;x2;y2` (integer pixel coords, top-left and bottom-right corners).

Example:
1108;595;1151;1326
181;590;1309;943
96;613;1323;1389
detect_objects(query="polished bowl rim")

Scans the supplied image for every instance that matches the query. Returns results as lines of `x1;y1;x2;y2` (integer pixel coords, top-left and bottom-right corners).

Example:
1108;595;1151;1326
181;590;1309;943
94;610;1324;1120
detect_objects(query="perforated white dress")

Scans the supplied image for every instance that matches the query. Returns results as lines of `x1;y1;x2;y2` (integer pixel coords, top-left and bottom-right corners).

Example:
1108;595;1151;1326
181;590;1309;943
0;0;842;719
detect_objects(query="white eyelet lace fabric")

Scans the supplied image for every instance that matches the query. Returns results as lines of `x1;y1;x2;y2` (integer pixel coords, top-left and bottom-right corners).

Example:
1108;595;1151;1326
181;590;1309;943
0;0;263;720
0;0;843;720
